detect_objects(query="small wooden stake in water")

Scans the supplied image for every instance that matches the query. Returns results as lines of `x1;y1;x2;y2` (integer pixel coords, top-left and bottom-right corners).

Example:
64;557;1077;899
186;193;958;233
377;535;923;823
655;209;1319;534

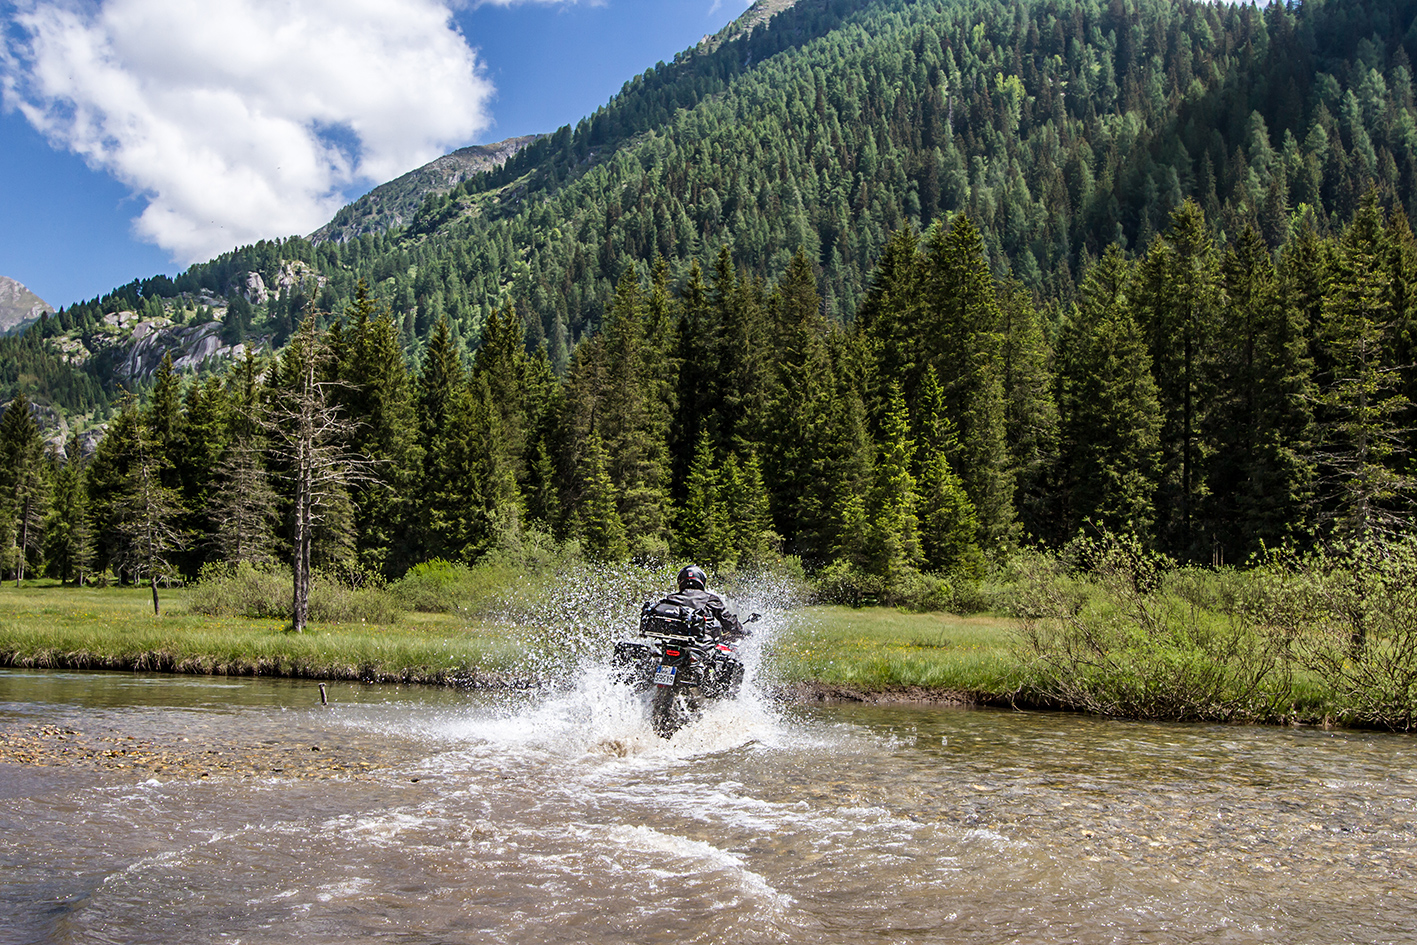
319;684;327;706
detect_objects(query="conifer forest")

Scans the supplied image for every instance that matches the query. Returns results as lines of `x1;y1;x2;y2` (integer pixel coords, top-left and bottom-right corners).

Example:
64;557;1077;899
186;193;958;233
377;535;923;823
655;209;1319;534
4;0;1417;598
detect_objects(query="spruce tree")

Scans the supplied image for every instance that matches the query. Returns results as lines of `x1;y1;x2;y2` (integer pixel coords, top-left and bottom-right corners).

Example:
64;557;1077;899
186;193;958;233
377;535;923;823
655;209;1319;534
1208;227;1315;561
1135;199;1221;558
598;269;674;558
577;431;628;562
1312;197;1416;538
723;450;775;569
332;281;423;575
110;408;184;613
922;215;1015;552
915;367;982;574
43;439;92;584
0;393;50;583
867;381;922;582
1058;247;1164;540
677;429;724;568
414;317;468;560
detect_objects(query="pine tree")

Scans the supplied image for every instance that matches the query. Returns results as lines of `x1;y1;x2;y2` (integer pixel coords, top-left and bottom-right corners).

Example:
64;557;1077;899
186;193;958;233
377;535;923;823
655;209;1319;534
722;449;775;569
109;406;185;614
42;439;92;584
921;215;1015;551
1058;247;1164;540
1208;227;1315;561
332;280;423;575
915;367;981;574
1312;197;1416;538
0;393;50;583
998;278;1058;543
577;431;628;562
598;269;674;557
146;352;184;490
677;429;724;568
1135;199;1221;558
463;373;525;558
265;319;371;632
867;381;922;581
209;442;281;567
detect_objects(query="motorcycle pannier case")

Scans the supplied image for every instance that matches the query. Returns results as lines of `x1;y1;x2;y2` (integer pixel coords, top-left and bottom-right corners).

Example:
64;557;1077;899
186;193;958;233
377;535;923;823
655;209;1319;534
639;600;704;637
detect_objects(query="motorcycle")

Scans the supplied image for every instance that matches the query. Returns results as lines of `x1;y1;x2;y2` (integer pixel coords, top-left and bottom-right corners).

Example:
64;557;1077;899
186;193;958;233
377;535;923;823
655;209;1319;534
612;609;760;738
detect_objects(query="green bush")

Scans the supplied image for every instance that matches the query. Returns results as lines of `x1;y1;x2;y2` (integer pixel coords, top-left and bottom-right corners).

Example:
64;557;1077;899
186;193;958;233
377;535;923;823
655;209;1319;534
187;562;290;619
809;559;992;613
188;561;404;625
1246;537;1417;730
389;556;551;616
1010;530;1293;722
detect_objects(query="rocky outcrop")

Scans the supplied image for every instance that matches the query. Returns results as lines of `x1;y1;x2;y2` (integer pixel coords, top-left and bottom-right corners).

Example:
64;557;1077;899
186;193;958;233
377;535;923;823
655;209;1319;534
229;260;325;305
0;276;54;336
53;306;262;386
116;321;258;380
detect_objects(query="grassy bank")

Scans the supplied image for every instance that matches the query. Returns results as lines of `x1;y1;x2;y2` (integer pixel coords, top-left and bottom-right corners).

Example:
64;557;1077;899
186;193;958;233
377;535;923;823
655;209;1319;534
761;605;1024;701
7;530;1417;733
0;582;531;685
0;580;1022;697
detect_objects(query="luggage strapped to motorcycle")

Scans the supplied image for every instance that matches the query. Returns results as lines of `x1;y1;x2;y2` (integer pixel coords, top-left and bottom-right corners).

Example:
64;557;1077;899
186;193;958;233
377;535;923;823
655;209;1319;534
639;599;717;640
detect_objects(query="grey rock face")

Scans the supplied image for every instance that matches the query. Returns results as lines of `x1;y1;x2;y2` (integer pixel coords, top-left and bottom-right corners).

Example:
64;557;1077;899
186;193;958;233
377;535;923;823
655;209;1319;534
0;276;54;336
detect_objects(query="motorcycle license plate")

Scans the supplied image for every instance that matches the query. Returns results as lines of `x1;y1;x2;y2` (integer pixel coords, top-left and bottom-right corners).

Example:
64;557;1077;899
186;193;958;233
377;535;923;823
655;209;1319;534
653;665;676;687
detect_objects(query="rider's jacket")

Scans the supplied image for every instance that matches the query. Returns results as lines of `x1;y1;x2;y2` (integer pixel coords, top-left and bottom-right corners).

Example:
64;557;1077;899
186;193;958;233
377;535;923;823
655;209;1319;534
657;588;743;638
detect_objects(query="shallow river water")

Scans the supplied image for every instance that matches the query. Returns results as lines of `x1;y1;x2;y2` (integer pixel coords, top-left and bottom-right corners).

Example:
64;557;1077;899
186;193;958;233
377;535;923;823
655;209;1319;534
2;667;1416;945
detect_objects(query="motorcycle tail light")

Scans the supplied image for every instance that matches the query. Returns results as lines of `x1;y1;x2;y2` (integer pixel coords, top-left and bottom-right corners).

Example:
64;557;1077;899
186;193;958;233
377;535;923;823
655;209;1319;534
665;649;680;657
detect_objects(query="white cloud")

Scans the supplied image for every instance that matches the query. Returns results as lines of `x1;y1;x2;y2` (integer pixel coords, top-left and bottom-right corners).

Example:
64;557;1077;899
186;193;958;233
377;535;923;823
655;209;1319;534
1;0;495;263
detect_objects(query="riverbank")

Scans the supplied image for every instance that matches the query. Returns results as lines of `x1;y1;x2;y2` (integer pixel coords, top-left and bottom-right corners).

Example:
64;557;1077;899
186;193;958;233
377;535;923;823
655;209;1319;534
1;579;1403;729
0;583;1020;703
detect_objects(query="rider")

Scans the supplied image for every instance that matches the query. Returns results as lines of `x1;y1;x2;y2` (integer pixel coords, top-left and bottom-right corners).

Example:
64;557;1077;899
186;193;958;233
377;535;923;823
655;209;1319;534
660;565;745;639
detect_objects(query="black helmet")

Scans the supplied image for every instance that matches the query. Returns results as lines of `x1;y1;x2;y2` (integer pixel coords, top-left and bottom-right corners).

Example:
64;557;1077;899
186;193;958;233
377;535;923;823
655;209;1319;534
677;565;707;591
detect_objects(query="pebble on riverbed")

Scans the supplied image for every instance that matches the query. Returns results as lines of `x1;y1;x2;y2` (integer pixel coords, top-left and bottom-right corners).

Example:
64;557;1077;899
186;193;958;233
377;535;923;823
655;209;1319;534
0;723;389;781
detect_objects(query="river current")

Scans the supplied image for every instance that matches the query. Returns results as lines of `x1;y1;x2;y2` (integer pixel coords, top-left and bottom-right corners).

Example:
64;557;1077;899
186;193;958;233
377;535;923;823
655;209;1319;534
2;664;1416;945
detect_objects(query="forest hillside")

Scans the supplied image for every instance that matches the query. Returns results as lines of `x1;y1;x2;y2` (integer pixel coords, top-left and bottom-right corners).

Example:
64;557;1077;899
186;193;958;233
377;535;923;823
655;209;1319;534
2;0;1417;596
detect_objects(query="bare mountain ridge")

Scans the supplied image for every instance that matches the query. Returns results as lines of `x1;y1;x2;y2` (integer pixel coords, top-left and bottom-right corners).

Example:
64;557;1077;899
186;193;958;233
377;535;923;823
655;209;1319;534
0;276;53;336
310;135;540;244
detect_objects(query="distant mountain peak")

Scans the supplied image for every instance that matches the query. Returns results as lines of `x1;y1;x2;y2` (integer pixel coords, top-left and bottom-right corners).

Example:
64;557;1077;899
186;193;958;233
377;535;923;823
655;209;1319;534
0;276;53;336
310;135;540;244
699;0;804;53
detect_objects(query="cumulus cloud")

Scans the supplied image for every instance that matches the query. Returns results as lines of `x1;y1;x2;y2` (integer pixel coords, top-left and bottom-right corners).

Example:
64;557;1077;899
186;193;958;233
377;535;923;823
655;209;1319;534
1;0;495;263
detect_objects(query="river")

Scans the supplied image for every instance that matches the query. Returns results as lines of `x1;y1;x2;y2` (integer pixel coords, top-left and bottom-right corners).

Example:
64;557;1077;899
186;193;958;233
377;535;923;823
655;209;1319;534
2;666;1416;944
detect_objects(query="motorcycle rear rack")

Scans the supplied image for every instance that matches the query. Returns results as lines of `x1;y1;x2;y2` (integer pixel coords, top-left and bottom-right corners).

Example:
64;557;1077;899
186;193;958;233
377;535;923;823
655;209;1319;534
641;631;702;644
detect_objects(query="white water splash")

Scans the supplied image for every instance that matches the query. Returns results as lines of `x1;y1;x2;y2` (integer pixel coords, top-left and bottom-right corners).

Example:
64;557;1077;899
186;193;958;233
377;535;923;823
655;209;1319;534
416;566;808;761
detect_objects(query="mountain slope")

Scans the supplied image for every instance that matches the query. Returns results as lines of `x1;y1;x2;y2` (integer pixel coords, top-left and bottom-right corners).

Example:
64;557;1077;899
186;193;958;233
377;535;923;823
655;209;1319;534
10;0;1417;414
310;135;539;244
0;277;52;336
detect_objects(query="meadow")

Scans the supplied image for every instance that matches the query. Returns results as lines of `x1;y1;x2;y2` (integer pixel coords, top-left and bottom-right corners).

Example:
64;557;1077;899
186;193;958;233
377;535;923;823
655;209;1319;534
5;531;1417;732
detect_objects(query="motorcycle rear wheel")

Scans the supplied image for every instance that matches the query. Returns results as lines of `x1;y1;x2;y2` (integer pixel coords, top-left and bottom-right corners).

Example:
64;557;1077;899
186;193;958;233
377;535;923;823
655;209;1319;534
651;685;697;739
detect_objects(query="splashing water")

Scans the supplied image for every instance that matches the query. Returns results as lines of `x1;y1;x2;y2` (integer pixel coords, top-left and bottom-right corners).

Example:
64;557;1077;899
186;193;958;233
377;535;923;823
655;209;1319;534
430;566;803;761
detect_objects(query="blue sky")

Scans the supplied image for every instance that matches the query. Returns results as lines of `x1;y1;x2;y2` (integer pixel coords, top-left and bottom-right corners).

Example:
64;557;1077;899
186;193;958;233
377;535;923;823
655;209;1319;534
0;0;752;310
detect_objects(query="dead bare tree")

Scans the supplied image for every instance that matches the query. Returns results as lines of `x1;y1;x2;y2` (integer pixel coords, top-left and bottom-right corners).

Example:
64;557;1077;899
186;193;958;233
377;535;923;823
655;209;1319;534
261;318;372;633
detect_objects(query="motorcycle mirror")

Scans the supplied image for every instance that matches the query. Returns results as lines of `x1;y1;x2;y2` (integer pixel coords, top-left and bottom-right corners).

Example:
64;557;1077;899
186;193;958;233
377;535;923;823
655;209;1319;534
746;613;761;623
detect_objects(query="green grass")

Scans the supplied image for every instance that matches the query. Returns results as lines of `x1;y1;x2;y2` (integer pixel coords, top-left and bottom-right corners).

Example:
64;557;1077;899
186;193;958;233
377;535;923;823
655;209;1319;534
765;605;1025;695
0;580;531;684
0;582;1026;696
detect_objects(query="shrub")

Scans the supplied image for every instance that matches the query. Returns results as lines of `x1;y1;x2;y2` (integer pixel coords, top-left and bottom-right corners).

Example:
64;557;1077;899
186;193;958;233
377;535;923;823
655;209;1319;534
188;561;404;625
1011;530;1292;722
389;556;551;616
187;562;290;619
1246;537;1417;730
